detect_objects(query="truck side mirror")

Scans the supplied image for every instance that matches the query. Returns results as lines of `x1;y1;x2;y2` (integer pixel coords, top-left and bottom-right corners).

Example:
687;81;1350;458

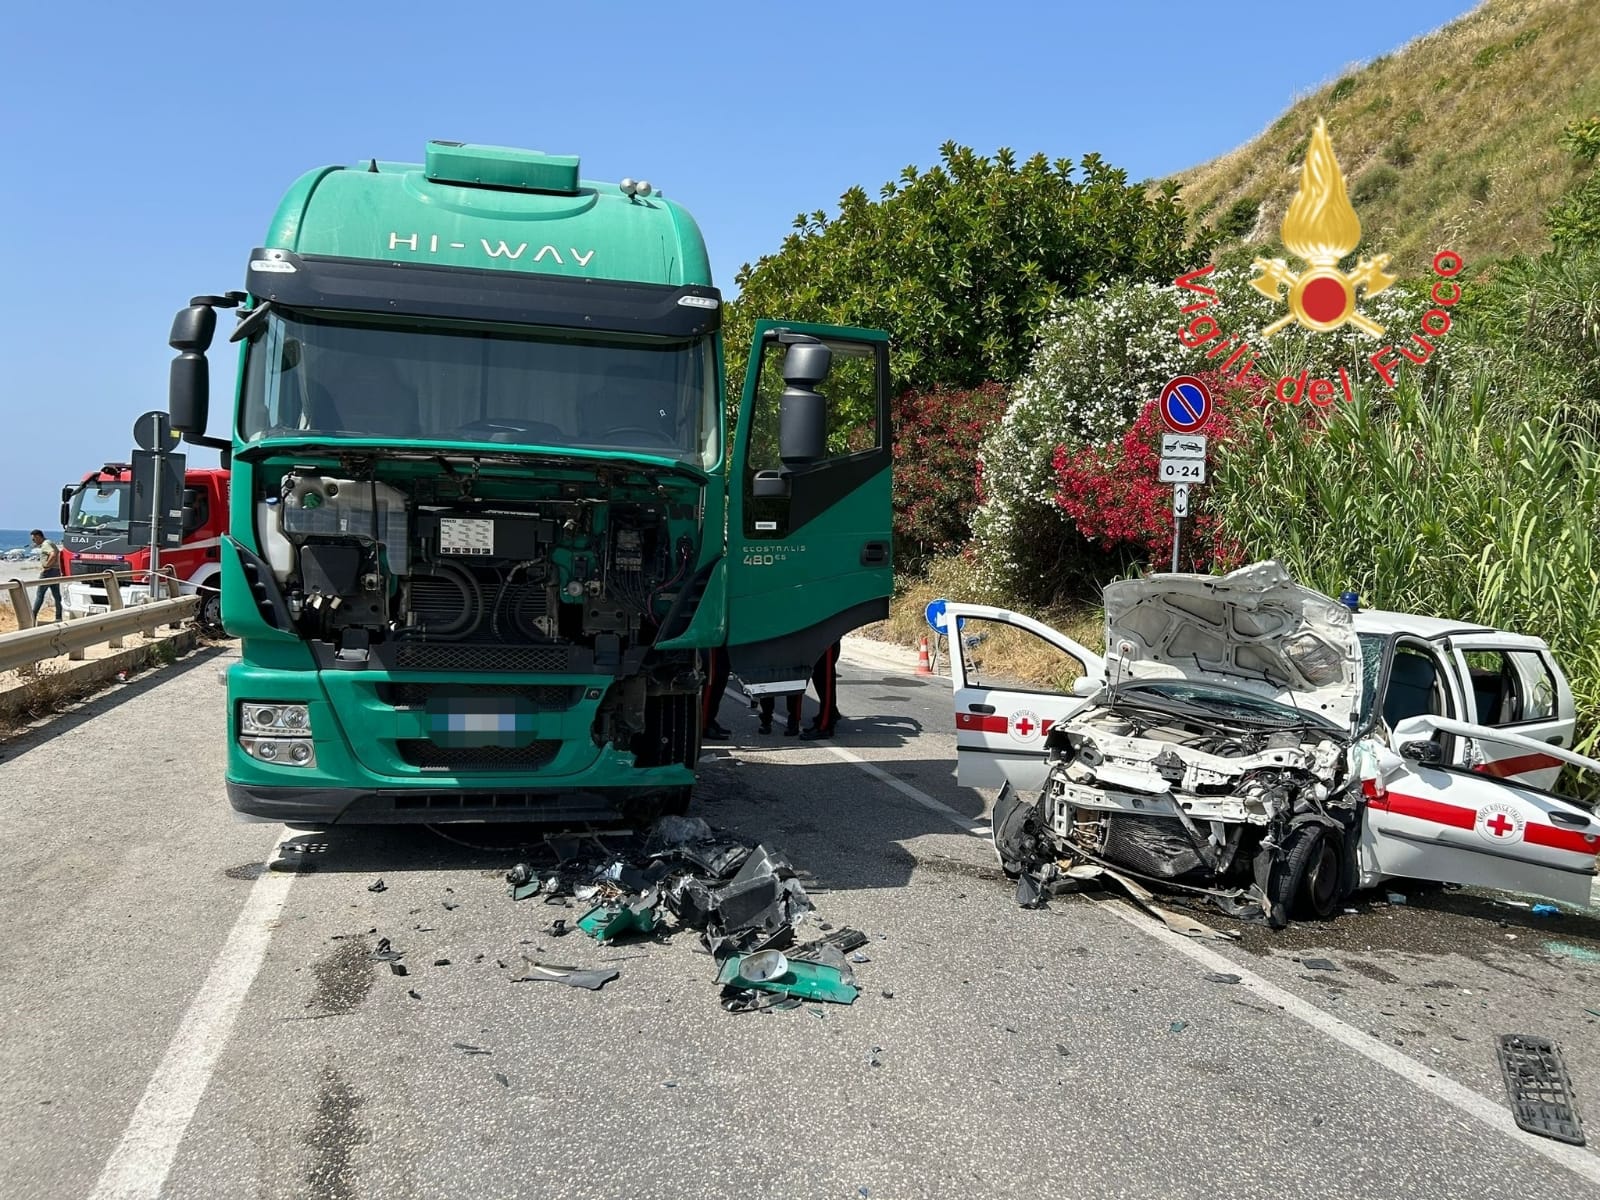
168;304;217;437
778;342;831;464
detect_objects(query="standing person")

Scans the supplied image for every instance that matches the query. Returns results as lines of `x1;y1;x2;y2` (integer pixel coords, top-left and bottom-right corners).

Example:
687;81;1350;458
701;645;731;740
30;530;63;621
801;640;844;740
757;691;803;737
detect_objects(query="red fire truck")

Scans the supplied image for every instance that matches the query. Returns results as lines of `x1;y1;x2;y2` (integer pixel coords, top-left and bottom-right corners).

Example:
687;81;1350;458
60;463;229;627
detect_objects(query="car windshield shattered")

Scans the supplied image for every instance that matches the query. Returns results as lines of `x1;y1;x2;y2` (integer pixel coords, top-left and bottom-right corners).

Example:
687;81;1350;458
1111;679;1341;731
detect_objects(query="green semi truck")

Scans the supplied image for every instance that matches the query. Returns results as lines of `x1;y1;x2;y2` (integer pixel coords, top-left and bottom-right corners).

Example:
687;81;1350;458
166;141;892;826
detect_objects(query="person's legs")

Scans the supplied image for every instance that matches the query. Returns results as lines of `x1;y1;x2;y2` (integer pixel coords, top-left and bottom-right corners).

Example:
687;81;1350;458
784;692;803;737
757;695;775;734
701;648;731;738
802;641;842;739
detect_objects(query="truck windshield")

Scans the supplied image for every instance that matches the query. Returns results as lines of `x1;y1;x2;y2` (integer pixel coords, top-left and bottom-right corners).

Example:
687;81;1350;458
240;310;720;467
68;482;130;529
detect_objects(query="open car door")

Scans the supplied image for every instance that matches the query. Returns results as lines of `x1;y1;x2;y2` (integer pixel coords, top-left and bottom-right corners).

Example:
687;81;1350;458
944;603;1105;792
1362;715;1600;908
1447;633;1576;791
725;322;892;693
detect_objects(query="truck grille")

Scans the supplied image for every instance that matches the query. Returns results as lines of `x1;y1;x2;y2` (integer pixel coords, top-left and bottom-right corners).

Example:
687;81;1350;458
398;740;562;771
393;643;574;673
377;682;579;710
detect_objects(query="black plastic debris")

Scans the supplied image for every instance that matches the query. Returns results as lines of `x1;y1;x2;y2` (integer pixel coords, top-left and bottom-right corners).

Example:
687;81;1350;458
452;1041;491;1056
367;879;387;893
1496;1034;1586;1145
495;817;860;1012
370;938;403;963
433;958;451;967
493;1072;509;1088
389;962;409;977
407;988;421;1000
1205;972;1242;985
511;963;620;991
1302;958;1340;972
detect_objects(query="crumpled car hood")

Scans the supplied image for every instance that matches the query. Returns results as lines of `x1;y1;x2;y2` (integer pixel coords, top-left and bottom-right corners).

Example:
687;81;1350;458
1102;561;1361;730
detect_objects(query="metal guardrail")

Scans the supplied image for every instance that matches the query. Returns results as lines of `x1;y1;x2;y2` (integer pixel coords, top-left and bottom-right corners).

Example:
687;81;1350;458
0;570;198;674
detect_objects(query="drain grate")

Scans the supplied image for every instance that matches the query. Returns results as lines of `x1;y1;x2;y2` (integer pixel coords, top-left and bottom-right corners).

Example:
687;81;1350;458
1496;1034;1586;1145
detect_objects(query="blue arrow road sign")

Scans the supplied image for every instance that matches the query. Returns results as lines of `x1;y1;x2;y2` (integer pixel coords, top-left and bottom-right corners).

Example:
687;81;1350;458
924;598;965;634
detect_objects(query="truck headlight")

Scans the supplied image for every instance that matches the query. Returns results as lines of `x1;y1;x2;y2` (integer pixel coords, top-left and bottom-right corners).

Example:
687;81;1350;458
241;703;311;734
240;736;317;768
238;702;316;767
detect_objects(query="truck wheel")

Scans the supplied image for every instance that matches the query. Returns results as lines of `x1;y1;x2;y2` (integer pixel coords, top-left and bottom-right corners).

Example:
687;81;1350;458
199;590;223;632
1272;825;1346;923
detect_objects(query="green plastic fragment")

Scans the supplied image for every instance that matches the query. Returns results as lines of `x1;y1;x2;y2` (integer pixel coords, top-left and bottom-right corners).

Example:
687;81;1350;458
716;954;859;1005
509;879;542;902
577;901;656;942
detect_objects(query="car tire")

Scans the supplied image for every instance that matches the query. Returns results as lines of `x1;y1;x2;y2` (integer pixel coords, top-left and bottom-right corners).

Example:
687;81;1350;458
1273;825;1346;923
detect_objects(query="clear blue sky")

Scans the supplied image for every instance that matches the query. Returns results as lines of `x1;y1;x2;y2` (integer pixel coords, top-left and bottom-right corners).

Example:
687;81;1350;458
0;0;1478;529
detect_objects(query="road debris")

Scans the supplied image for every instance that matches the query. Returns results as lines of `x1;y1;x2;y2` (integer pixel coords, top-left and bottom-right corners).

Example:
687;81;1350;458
452;1042;491;1056
1531;903;1560;917
510;963;620;991
367;878;387;893
1495;1034;1586;1145
495;817;866;1013
1301;957;1340;972
1204;972;1242;985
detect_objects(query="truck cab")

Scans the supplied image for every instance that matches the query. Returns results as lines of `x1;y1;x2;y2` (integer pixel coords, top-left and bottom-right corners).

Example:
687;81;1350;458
60;464;229;626
164;141;893;827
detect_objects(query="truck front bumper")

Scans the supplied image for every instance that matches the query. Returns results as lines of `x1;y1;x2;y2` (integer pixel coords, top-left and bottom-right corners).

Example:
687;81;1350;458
227;779;689;826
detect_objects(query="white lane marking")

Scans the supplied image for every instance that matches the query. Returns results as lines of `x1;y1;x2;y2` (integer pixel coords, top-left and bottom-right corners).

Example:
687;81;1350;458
90;829;299;1200
825;745;989;837
832;751;1600;1184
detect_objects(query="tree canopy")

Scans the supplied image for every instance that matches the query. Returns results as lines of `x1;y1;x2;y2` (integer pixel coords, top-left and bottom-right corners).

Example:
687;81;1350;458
723;142;1215;395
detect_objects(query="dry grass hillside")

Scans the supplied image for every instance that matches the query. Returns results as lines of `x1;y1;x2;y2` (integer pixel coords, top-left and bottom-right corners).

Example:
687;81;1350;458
1171;0;1600;271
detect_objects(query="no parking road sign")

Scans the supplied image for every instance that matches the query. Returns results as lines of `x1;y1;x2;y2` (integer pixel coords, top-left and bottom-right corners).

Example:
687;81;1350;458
1159;375;1213;434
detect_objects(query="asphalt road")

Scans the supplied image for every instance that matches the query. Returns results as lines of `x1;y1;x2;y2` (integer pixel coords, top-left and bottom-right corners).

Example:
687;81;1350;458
2;637;1599;1199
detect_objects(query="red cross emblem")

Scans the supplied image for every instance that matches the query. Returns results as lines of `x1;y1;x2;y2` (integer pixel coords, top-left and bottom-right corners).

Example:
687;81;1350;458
1486;813;1514;838
1015;716;1035;736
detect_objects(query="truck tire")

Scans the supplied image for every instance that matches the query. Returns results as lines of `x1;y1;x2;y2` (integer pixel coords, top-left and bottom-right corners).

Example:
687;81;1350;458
199;589;223;633
1271;825;1347;923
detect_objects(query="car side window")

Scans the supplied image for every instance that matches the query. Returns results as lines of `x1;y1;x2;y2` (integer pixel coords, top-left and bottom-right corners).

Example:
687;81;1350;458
960;617;1089;695
1381;641;1453;731
1462;649;1557;726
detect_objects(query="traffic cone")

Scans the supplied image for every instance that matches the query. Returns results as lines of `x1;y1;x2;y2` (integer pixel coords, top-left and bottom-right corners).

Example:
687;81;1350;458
916;636;933;676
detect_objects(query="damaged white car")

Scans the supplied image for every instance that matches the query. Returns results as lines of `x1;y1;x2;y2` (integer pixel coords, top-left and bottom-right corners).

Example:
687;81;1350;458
943;562;1600;927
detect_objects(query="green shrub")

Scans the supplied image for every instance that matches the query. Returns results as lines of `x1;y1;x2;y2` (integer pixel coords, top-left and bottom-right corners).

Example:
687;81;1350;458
1353;165;1401;205
1216;196;1261;240
1330;77;1357;103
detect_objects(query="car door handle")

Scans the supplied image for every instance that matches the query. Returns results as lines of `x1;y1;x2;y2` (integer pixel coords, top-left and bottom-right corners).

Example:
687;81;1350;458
967;703;996;714
1549;811;1592;827
860;540;889;566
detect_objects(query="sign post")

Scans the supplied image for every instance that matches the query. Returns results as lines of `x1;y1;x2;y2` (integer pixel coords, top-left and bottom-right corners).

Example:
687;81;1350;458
130;411;181;595
1157;377;1213;573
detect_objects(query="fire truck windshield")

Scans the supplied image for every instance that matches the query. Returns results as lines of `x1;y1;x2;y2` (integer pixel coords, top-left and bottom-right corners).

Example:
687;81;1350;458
68;482;131;530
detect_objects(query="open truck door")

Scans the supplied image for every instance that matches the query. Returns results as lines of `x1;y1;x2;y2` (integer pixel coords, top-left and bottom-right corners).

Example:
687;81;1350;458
725;322;892;693
944;603;1105;792
1362;715;1600;908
